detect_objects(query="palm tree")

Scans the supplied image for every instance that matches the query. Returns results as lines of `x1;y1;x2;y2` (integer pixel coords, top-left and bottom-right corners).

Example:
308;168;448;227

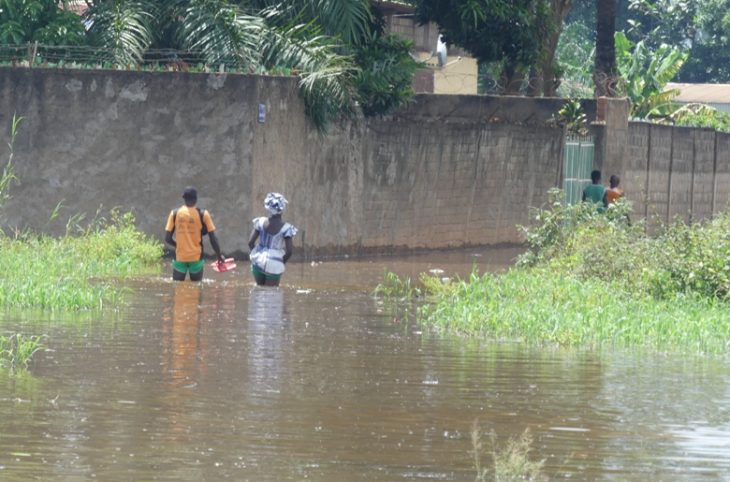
594;0;618;97
83;0;375;130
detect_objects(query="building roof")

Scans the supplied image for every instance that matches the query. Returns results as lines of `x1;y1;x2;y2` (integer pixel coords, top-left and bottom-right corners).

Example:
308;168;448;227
370;0;415;14
61;1;88;15
667;83;730;104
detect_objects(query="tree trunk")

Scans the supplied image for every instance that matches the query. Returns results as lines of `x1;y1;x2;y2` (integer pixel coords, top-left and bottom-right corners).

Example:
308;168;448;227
500;61;527;95
594;0;619;97
527;0;572;97
542;0;572;96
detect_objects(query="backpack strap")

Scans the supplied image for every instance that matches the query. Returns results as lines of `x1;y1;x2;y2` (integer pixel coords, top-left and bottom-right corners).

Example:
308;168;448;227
197;207;208;236
171;208;178;234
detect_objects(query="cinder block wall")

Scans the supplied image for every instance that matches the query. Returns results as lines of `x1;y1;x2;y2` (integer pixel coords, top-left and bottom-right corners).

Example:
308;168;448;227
0;68;570;257
618;121;730;230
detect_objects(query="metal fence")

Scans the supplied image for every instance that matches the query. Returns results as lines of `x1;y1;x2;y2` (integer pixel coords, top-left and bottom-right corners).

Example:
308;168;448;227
563;135;594;205
0;43;248;73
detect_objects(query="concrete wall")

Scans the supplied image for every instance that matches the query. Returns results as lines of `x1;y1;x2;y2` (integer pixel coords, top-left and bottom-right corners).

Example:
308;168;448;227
610;120;730;230
0;68;569;257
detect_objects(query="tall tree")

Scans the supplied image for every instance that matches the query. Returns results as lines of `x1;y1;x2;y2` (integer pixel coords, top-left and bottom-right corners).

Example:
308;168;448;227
415;0;575;96
594;0;619;96
414;0;546;94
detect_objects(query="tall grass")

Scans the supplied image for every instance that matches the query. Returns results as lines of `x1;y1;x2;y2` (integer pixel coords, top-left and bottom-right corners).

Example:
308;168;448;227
419;268;730;353
395;190;730;354
0;116;163;311
0;210;163;310
0;334;45;370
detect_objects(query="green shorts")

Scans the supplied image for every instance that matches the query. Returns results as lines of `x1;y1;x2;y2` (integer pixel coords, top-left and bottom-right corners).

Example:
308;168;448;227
251;263;281;282
172;259;205;274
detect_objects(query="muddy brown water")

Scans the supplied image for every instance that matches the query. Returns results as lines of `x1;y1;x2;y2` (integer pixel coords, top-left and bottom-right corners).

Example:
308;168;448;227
1;247;729;481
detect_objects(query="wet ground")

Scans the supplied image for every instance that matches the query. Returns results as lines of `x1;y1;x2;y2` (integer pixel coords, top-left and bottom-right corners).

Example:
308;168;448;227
1;247;729;481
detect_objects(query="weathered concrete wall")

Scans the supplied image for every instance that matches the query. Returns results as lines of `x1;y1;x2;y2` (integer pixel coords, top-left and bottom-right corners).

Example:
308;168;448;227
611;121;730;229
0;68;570;256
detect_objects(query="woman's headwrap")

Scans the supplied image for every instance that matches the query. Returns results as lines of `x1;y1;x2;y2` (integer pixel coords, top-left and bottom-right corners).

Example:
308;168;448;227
264;192;288;215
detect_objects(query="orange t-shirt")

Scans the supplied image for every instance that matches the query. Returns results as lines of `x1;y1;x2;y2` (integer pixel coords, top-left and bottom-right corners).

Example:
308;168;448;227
605;188;624;205
165;205;216;262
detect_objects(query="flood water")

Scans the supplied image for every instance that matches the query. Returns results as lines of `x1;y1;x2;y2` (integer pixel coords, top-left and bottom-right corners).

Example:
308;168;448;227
1;247;729;481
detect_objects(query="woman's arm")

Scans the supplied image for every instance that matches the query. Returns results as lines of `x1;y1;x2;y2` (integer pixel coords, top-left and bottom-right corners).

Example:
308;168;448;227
283;237;293;263
248;228;259;251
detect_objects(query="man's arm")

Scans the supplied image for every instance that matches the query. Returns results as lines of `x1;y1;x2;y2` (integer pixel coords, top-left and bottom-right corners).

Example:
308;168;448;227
208;231;224;262
165;230;176;248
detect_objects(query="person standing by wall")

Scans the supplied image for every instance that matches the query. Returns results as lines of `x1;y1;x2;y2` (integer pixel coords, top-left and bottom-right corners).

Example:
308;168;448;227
248;192;297;286
582;170;606;207
165;186;225;281
603;175;624;206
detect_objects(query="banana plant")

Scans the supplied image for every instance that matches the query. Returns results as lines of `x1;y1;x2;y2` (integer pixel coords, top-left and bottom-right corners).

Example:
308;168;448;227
615;31;688;119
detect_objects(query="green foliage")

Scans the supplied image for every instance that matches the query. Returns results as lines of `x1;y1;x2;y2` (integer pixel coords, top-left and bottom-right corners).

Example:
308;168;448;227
614;31;688;119
0;210;163;310
0;114;21;213
519;189;730;301
353;34;420;117
517;188;633;267
626;0;698;48
555;21;594;98
419;267;730;353
374;271;420;300
556;99;589;136
414;0;546;69
676;0;730;82
417;190;730;353
86;0;155;65
0;0;85;45
0;334;44;371
671;103;730;132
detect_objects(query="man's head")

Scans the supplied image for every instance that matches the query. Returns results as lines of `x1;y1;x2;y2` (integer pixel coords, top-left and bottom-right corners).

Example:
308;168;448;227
591;170;602;184
610;175;620;188
182;186;197;206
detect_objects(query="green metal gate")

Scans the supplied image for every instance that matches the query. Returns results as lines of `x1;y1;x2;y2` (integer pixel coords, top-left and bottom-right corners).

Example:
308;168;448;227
563;135;594;205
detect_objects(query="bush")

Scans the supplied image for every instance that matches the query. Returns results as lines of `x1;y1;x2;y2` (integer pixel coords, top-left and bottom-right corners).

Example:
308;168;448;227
519;190;730;301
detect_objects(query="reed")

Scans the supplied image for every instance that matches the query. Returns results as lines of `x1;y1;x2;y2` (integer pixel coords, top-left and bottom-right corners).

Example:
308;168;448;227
0;334;45;370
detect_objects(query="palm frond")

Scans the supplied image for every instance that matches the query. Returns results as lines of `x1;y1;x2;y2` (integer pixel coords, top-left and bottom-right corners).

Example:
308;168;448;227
85;0;156;65
258;0;373;45
311;0;373;45
260;21;359;131
177;0;263;69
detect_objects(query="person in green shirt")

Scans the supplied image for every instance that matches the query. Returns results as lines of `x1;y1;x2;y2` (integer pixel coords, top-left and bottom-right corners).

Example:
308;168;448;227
582;170;606;205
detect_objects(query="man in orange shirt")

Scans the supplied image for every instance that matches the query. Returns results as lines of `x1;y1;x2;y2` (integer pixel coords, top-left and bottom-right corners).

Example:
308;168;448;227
603;175;624;206
165;187;225;281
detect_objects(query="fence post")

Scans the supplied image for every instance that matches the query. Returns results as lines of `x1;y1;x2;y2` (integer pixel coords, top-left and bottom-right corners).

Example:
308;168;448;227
27;41;38;68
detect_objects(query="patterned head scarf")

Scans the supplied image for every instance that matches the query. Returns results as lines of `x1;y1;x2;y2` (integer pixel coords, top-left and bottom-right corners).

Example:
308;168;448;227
264;192;288;215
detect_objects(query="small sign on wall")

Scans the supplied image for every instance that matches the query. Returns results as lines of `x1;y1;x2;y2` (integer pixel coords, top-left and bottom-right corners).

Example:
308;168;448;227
258;103;266;123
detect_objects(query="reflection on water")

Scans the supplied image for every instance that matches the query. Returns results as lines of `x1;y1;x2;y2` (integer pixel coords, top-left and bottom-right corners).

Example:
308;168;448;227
0;249;728;481
247;287;288;398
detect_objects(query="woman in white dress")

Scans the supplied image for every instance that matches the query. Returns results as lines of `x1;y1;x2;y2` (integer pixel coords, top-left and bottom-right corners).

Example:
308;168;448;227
247;192;298;286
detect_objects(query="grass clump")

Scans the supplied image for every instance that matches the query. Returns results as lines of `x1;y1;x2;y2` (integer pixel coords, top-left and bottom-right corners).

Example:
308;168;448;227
409;189;730;353
0;115;163;311
472;420;545;482
0;210;163;310
0;334;45;371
